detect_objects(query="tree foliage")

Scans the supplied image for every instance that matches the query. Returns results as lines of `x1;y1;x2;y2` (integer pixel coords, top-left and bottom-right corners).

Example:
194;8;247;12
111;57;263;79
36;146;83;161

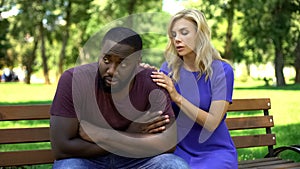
0;0;299;85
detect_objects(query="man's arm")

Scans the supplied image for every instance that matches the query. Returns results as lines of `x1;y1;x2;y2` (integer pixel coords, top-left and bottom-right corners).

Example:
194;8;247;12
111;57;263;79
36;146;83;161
50;115;109;159
80;117;177;158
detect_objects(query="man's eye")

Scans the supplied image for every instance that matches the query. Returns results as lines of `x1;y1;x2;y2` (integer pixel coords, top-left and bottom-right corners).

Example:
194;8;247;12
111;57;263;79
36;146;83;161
120;62;128;68
103;57;110;64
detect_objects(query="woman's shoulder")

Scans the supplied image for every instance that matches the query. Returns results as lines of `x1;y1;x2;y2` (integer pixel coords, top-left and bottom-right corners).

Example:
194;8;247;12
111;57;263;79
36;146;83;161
160;61;171;73
211;60;233;71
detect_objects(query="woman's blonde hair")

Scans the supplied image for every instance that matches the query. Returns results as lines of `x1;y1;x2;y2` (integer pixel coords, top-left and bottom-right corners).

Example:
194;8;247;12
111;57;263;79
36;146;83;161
165;9;227;81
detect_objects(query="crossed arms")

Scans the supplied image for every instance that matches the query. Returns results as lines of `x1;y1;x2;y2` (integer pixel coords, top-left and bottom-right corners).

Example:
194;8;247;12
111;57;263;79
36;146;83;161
50;112;176;159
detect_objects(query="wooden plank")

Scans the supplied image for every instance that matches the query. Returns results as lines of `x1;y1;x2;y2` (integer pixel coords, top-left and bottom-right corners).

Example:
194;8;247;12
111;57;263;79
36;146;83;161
0;104;51;120
239;159;294;168
261;162;300;169
0;149;54;166
228;98;271;112
238;157;281;165
0;127;50;144
226;116;274;130
232;134;276;148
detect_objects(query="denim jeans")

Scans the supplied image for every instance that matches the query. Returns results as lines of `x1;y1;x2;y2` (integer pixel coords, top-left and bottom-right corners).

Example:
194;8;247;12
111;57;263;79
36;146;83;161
52;153;190;169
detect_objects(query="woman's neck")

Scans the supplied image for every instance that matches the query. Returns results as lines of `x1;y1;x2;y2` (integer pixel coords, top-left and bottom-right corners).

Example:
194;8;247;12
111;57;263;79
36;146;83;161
182;54;199;72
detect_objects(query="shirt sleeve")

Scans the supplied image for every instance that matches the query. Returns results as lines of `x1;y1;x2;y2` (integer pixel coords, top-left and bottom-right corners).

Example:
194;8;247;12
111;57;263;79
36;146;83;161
148;85;175;118
159;61;170;75
50;69;77;118
210;61;234;103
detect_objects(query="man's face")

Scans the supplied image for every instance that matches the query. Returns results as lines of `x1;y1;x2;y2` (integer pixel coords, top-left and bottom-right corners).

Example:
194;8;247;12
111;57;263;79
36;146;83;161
99;40;140;92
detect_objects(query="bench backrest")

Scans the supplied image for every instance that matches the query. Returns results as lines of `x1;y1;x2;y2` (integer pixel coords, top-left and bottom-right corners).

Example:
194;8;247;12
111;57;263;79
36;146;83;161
0;98;274;167
0;105;54;167
226;98;275;156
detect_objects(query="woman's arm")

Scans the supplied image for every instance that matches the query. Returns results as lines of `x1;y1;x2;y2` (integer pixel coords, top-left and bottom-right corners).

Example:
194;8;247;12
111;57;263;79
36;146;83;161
151;71;229;132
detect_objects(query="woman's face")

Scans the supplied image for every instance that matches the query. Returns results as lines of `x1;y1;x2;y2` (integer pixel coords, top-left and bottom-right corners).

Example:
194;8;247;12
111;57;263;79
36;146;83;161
170;18;197;57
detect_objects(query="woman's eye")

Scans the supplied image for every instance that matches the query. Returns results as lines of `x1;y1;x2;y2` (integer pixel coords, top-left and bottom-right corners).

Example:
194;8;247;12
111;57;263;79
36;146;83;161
171;32;176;38
181;30;189;35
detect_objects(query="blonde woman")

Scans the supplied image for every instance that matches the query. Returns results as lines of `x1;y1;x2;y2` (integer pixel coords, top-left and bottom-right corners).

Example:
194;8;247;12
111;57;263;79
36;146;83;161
151;9;238;168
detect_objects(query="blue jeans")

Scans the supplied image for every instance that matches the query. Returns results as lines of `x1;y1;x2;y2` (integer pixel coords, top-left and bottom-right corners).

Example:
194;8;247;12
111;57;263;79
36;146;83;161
52;153;190;169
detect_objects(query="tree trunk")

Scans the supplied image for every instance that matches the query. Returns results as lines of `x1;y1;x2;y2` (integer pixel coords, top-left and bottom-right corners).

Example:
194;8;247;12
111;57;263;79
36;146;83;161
39;21;50;84
58;1;72;76
223;0;235;60
124;0;136;27
273;40;286;86
294;36;300;84
25;39;38;84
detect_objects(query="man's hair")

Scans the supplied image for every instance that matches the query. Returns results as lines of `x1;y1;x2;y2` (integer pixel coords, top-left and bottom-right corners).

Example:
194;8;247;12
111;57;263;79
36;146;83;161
101;27;143;53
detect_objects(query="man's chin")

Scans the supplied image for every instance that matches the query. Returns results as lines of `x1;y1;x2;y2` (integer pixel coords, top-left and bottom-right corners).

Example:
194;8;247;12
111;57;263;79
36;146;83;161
103;84;124;93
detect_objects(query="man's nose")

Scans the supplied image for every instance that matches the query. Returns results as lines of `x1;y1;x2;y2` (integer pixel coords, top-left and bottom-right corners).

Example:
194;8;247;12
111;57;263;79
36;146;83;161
107;64;118;75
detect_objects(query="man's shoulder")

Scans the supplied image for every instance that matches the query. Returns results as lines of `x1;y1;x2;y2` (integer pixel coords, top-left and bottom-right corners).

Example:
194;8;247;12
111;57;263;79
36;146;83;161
136;66;154;75
134;67;158;88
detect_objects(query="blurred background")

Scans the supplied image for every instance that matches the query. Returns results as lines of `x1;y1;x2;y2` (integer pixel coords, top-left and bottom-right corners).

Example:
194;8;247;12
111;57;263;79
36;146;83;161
0;0;299;86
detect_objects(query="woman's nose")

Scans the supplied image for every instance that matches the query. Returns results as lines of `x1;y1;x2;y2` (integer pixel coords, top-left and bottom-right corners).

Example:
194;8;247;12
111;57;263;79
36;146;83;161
174;34;181;42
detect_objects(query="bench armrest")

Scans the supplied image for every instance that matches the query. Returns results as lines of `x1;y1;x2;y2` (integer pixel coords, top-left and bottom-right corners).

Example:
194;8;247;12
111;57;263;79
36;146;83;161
264;145;300;158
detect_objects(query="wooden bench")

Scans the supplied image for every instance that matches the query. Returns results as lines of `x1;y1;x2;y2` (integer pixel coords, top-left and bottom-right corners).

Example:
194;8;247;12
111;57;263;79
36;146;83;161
227;98;300;169
0;98;300;168
0;104;53;167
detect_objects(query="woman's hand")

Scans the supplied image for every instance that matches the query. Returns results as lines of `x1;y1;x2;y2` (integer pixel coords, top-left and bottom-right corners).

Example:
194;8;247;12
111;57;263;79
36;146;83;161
139;63;158;71
127;110;170;134
151;71;181;104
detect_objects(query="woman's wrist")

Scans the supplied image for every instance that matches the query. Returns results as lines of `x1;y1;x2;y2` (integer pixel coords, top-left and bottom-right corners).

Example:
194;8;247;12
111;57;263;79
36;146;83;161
173;94;182;106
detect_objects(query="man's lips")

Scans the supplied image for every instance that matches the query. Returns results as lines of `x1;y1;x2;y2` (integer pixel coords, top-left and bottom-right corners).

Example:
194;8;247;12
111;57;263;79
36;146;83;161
104;76;118;86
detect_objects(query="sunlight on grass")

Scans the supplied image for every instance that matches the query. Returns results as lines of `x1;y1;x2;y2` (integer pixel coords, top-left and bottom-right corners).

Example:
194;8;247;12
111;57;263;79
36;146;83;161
233;80;300;125
0;82;57;104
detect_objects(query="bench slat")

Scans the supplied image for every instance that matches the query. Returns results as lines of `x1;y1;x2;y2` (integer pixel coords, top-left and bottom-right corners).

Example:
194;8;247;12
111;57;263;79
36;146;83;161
0;105;50;120
232;134;276;148
260;162;300;169
0;127;50;144
228;98;271;111
238;157;281;165
226;116;274;130
239;159;294;168
0;149;54;166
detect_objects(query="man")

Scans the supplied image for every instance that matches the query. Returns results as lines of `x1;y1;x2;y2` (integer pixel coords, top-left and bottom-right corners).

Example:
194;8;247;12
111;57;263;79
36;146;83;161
50;27;189;168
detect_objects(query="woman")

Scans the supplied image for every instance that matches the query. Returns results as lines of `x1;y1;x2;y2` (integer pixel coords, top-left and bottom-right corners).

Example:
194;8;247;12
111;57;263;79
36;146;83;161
151;9;238;169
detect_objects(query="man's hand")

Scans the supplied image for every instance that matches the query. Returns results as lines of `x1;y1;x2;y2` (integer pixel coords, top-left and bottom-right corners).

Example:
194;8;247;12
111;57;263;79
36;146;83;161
126;111;170;134
79;121;94;143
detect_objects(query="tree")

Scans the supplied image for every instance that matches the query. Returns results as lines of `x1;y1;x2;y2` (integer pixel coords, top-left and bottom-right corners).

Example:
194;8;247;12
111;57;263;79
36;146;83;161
0;0;14;69
239;0;296;86
294;35;300;83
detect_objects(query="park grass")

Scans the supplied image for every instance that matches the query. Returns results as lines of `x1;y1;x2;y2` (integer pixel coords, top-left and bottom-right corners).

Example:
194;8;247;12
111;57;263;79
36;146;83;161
0;82;57;105
0;79;300;165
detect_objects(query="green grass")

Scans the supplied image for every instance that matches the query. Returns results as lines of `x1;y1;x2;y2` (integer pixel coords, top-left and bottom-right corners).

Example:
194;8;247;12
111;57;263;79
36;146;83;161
1;79;300;166
0;82;57;105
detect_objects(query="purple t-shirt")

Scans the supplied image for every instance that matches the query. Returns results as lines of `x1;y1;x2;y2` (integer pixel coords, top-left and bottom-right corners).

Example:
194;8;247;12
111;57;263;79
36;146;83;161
50;62;174;131
160;60;238;169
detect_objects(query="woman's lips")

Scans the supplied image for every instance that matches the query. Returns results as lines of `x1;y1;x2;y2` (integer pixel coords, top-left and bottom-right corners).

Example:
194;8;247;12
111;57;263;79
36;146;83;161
176;46;184;52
